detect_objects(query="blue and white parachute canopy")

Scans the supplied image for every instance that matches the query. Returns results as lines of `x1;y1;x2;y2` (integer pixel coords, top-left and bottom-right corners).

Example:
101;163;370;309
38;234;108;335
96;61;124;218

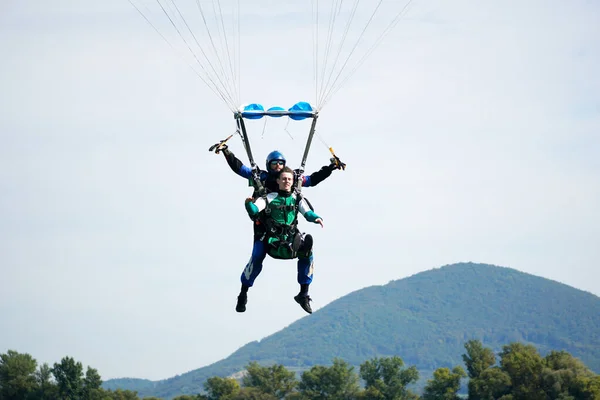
233;101;319;173
236;102;317;121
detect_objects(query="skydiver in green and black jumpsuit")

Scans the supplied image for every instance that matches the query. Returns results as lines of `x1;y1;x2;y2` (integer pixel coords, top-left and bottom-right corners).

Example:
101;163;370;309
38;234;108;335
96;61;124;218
240;166;324;314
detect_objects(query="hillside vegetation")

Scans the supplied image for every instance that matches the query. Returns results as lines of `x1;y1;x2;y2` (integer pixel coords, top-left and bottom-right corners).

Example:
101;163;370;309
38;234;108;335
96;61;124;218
103;262;600;398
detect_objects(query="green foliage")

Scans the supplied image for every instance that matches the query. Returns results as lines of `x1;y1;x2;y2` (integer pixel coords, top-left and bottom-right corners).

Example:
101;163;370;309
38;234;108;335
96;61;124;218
422;366;466;400
296;358;361;399
83;366;104;400
498;342;546;400
1;345;600;400
0;350;150;400
469;366;511;400
0;350;38;400
462;340;496;379
232;387;278;399
108;388;141;399
463;339;600;400
359;356;419;399
5;263;600;400
241;362;297;399
35;362;59;399
204;376;241;400
52;356;85;399
103;263;600;398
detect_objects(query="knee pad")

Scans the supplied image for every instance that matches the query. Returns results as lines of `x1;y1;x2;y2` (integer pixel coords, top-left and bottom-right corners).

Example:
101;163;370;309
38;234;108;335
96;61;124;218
292;232;303;252
299;233;313;254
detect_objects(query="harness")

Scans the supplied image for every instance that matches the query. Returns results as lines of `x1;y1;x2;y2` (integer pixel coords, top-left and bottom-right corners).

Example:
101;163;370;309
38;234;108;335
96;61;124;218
263;201;299;237
249;172;315;258
256;190;312;259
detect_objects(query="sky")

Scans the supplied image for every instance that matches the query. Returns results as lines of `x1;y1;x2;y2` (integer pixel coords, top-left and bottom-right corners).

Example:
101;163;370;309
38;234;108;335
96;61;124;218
1;0;599;382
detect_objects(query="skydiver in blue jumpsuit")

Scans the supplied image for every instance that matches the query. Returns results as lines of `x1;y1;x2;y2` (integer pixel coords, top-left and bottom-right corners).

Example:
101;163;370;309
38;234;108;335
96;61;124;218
221;148;338;199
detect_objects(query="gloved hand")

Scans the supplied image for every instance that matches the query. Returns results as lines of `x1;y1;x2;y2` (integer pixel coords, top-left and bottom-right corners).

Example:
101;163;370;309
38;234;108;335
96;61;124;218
208;134;233;154
330;156;346;170
208;142;228;154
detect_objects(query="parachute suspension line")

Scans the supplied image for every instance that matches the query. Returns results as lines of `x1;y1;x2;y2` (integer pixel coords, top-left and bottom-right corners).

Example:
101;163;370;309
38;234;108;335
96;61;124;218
312;0;319;108
319;0;416;109
236;0;241;104
283;118;295;141
158;0;237;108
210;0;239;106
316;0;343;104
260;118;268;140
167;0;234;102
316;129;331;149
127;0;236;111
317;0;385;109
315;129;345;171
217;0;238;104
316;0;360;108
192;0;240;106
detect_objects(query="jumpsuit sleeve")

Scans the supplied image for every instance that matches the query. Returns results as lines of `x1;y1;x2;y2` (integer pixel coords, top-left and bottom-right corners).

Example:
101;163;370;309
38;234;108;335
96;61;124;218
301;164;335;187
245;197;267;218
298;198;321;223
223;149;253;179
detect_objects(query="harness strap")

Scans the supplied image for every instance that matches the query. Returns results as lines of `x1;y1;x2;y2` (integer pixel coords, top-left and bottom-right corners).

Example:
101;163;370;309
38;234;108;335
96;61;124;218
270;204;296;212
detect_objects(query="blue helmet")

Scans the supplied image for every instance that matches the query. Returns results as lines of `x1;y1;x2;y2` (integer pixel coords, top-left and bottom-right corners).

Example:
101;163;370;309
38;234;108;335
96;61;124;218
266;150;286;170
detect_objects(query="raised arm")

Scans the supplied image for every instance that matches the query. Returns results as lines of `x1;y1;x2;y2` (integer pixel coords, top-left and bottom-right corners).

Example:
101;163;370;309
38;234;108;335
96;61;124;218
299;164;335;187
222;148;254;179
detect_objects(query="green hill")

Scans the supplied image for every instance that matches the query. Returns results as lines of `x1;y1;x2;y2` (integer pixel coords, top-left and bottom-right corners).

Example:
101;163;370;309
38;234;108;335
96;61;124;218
103;262;600;398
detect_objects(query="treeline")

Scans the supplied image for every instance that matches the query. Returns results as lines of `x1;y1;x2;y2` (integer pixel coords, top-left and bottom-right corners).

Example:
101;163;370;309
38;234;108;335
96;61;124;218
2;340;599;399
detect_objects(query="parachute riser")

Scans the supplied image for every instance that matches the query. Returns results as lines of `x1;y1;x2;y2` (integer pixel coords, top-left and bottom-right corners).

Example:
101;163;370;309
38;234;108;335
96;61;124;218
235;115;266;197
296;116;319;194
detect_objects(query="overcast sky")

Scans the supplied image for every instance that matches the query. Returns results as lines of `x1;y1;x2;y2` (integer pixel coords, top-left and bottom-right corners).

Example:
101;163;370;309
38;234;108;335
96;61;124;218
1;0;598;382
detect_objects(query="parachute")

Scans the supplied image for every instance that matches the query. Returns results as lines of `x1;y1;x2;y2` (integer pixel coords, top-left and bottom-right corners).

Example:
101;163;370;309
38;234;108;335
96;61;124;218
127;0;417;183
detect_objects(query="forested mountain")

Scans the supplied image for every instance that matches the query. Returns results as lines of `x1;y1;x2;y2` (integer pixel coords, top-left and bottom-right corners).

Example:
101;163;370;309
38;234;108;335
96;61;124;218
103;262;600;398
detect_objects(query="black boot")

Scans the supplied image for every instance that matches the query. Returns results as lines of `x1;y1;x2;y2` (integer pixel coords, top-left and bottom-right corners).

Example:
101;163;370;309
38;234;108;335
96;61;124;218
294;294;313;314
297;234;313;256
294;284;312;314
236;285;249;313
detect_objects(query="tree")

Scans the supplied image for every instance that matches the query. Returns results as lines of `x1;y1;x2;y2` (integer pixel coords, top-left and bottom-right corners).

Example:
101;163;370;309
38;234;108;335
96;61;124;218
0;349;38;400
297;358;361;399
82;366;104;400
462;340;510;400
106;388;140;399
422;366;466;400
204;376;241;400
541;350;600;400
232;387;278;400
468;367;511;400
359;356;419;400
241;362;297;399
499;342;545;400
52;356;84;400
462;340;496;379
35;362;59;399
